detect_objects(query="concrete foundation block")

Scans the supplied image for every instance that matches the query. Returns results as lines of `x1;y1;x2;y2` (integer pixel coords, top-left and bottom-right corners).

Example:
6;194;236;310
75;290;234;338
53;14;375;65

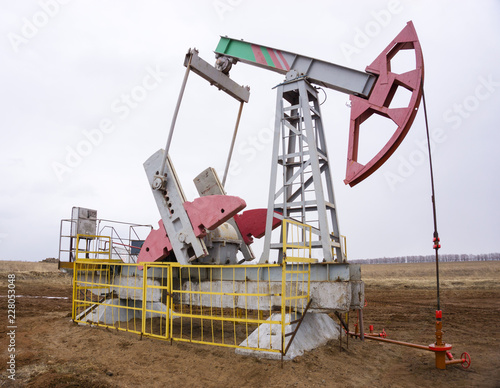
78;299;169;325
236;312;340;360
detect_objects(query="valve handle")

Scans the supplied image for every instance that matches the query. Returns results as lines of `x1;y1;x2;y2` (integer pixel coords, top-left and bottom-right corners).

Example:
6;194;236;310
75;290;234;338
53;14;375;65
461;352;471;369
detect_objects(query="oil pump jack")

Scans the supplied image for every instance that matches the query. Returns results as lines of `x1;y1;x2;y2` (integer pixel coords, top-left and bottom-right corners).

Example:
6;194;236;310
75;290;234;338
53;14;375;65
134;21;469;368
137;21;424;269
67;20;471;367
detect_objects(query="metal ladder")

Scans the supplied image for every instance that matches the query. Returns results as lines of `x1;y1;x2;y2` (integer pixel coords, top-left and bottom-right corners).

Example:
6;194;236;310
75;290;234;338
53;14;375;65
261;78;344;263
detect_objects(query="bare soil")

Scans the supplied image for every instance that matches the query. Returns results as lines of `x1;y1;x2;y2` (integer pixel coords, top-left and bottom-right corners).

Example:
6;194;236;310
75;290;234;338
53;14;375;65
0;260;499;387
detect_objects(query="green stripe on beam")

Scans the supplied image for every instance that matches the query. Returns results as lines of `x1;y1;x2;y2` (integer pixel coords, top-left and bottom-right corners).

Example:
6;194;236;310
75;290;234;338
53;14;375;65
260;47;275;68
215;37;255;63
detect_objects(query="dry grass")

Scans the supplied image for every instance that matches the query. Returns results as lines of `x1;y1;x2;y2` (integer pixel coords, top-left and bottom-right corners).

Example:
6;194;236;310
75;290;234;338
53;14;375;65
2;260;498;289
0;260;71;286
0;260;59;273
361;260;500;289
1;259;499;387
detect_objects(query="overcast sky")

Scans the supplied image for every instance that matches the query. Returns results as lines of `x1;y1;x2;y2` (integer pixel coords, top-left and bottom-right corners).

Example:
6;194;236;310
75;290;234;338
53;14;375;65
1;0;499;262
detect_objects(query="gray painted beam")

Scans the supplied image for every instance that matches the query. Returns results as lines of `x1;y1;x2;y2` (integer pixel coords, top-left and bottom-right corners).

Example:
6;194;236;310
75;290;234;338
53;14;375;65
185;49;250;103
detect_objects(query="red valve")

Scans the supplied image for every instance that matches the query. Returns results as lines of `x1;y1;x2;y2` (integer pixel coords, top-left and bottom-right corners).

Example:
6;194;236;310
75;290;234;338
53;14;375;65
436;310;442;319
433;237;441;249
461;352;471;369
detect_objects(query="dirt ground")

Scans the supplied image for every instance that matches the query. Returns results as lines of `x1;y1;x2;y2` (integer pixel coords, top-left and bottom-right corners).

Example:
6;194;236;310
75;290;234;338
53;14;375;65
1;260;499;387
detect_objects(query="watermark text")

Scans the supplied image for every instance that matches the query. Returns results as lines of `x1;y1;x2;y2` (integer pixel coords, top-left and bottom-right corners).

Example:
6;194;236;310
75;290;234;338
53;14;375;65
7;0;72;53
6;274;16;381
340;0;403;63
213;0;244;21
51;65;168;182
384;74;500;191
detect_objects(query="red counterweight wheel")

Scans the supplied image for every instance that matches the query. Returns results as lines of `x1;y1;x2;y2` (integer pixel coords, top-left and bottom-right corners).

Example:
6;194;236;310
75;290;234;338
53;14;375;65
344;21;424;187
461;352;471;369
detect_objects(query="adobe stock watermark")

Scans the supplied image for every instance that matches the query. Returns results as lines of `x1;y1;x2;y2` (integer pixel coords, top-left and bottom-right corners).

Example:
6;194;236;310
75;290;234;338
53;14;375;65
52;65;168;182
384;74;500;191
226;116;275;179
340;0;403;64
7;0;73;53
213;0;244;21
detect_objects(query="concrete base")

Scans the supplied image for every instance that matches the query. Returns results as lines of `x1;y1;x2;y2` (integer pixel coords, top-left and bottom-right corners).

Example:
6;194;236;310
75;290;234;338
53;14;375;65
78;299;170;325
236;313;340;360
110;262;365;312
85;275;364;313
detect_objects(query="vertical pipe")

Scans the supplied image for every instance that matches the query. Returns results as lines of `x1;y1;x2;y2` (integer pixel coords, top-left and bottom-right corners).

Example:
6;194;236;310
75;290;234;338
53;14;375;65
281;261;286;368
421;85;441;312
142;263;147;336
347;311;349;349
210;267;214;344
222;101;245;187
159;55;192;177
339;315;342;352
169;265;173;344
72;260;78;320
358;309;364;341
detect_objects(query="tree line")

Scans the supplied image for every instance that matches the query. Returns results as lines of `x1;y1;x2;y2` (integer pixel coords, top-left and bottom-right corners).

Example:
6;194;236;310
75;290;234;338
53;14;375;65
349;252;500;264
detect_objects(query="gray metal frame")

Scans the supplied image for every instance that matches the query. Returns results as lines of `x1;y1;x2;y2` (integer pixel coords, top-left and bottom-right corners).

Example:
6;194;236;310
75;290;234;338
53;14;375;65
261;78;344;263
194;167;255;261
215;37;376;98
58;217;152;265
144;150;208;264
185;49;250;103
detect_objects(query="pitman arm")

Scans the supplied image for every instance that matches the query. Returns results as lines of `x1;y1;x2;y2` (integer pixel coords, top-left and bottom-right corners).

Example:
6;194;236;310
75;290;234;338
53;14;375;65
143;149;246;265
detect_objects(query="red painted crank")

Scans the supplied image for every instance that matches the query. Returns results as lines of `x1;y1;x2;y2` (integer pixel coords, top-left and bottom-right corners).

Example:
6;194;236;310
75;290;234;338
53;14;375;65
344;21;424;186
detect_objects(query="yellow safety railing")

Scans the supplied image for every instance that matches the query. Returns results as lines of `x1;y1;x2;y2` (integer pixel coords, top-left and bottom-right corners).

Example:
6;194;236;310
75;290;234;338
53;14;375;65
342;235;347;259
332;234;348;261
75;234;115;261
73;260;146;335
71;222;313;358
282;219;315;264
141;264;170;341
281;219;312;358
73;235;112;323
164;263;282;353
